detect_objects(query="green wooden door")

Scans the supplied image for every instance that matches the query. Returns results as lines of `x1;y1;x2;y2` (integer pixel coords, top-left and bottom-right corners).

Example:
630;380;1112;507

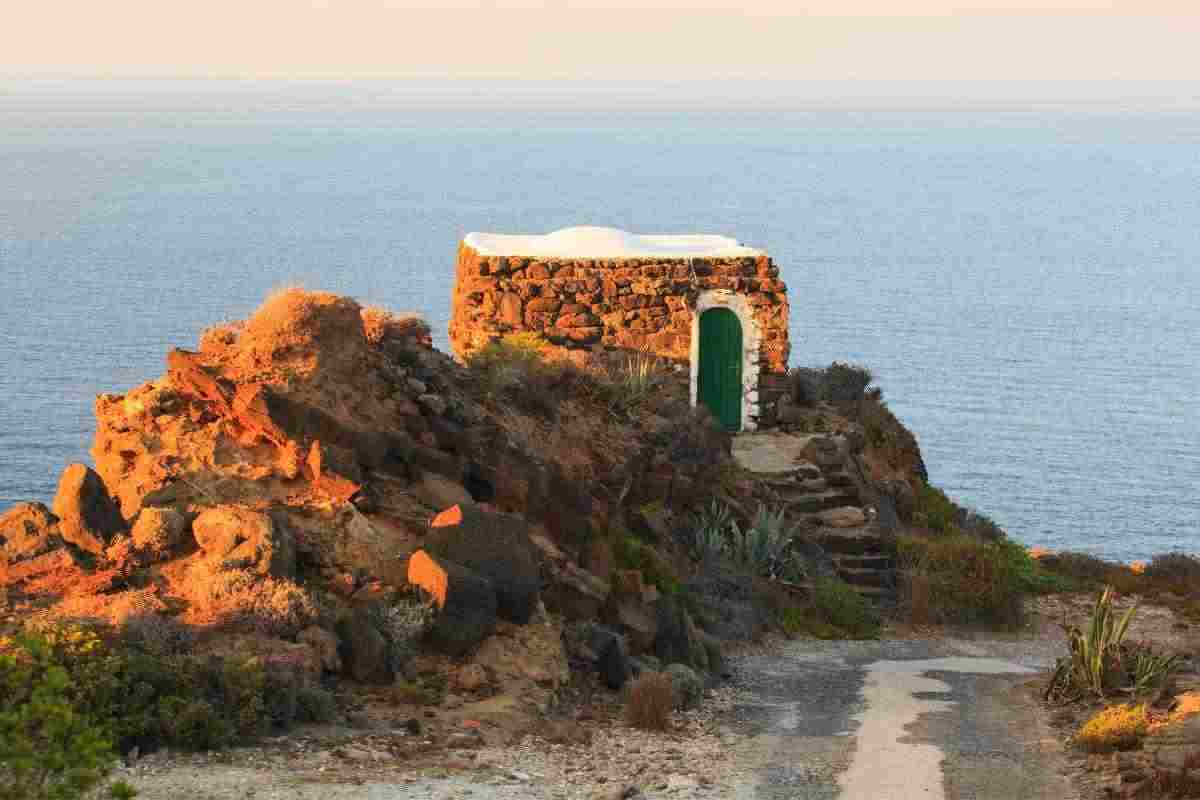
698;308;743;432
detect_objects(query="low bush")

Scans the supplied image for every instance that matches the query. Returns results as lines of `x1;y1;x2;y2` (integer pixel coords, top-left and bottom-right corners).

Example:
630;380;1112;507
1037;551;1143;595
616;535;680;596
812;577;880;639
625;672;674;731
1144;553;1200;597
897;534;1025;627
787;362;873;406
1075;703;1148;753
664;663;704;710
1;621;337;762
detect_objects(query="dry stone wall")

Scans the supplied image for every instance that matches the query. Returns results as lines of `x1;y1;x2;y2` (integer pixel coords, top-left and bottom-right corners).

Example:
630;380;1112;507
449;243;791;426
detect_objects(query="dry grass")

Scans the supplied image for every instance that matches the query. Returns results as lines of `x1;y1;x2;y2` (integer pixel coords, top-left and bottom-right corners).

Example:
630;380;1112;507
238;287;365;371
181;566;321;637
361;305;429;346
1075;703;1149;753
897;533;1025;628
626;671;674;731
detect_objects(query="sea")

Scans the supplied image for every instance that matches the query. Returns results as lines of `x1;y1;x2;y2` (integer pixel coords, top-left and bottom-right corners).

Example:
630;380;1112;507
2;80;1198;561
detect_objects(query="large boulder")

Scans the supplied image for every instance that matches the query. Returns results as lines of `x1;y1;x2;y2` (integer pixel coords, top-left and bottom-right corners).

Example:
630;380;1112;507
473;608;570;689
413;473;473;511
562;621;631;690
423;504;539;624
130;507;190;561
604;570;658;654
192;505;294;577
298;625;342;673
336;606;399;684
0;502;63;562
407;549;497;655
590;625;632;690
51;464;126;554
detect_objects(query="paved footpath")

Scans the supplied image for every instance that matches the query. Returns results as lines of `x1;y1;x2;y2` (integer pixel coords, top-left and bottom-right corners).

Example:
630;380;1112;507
725;638;1082;800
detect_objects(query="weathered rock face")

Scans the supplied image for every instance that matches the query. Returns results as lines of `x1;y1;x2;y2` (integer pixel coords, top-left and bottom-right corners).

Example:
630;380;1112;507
51;464;126;554
449;245;791;425
336;605;398;684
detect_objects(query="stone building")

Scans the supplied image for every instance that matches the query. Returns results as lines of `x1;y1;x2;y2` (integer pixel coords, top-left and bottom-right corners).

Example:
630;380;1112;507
449;226;790;432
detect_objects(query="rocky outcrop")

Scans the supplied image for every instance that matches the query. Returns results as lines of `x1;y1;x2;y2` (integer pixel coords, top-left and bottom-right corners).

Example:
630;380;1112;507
2;288;733;700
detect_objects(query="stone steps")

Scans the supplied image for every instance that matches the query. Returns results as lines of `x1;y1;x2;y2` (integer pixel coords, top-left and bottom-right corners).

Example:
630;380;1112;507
835;553;894;571
824;470;856;489
836;566;889;588
780;488;860;514
813;526;884;555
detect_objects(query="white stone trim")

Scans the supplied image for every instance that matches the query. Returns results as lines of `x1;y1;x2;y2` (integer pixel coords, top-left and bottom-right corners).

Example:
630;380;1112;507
690;289;762;432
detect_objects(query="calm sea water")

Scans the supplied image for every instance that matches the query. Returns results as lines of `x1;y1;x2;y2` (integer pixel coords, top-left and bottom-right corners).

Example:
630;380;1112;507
2;82;1198;561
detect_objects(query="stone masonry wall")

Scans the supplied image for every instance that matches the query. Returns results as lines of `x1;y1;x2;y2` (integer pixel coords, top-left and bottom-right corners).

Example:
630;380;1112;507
449;243;791;426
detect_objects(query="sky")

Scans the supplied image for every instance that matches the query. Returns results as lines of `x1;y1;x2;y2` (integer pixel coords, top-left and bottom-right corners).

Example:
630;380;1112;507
2;1;1198;81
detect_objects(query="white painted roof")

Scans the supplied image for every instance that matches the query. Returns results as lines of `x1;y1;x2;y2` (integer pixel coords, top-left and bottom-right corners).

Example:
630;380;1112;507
463;226;763;258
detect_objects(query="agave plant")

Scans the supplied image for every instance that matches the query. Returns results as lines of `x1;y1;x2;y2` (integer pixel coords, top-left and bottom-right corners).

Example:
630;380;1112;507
1046;586;1177;701
1132;647;1182;694
688;499;733;562
726;504;806;581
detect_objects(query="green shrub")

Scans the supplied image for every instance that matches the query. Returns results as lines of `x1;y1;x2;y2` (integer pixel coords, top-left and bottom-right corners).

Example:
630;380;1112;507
2;622;334;758
993;537;1075;594
915;483;959;534
897;534;1024;627
664;663;703;710
295;686;337;723
615;535;679;596
0;634;117;800
788;362;873;406
813;577;880;639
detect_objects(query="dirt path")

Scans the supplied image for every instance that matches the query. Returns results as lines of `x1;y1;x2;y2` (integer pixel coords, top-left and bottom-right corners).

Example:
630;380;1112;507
724;637;1079;800
121;634;1081;800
